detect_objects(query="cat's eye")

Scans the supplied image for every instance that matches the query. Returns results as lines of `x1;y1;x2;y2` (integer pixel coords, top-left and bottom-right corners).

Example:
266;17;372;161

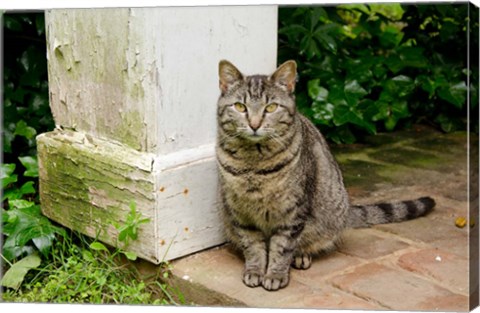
234;102;247;113
265;103;278;113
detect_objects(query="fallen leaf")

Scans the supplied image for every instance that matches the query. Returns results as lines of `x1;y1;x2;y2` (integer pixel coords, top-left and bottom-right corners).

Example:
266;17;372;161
1;253;41;290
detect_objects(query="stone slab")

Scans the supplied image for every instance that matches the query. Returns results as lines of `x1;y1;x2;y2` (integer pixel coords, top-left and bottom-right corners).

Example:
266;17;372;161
338;228;410;259
329;262;469;311
397;248;469;295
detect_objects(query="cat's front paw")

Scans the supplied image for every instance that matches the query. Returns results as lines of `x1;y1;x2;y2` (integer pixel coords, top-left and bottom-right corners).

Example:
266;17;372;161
242;269;264;288
262;272;289;291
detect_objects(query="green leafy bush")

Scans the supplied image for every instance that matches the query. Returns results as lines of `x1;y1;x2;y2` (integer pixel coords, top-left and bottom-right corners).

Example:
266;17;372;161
278;3;478;143
4;13;53;157
2;13;59;261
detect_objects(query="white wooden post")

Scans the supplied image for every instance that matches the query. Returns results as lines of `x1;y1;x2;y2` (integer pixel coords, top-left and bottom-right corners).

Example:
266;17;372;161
38;6;278;263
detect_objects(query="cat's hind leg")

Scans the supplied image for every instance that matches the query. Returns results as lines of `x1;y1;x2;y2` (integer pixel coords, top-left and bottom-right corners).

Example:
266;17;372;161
292;253;312;269
292;236;339;270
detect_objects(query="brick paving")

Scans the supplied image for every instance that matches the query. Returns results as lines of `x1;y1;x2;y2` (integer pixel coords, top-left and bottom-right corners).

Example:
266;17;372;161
166;125;477;311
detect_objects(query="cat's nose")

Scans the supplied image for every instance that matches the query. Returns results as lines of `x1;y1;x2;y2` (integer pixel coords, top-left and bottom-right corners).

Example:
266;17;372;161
250;124;260;132
249;117;262;132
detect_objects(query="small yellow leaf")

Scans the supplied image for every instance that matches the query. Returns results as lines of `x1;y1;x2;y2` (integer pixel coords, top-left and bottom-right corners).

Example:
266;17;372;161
455;217;467;228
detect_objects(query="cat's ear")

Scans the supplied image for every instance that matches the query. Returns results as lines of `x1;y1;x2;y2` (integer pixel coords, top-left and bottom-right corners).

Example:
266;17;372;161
219;60;243;93
271;60;297;93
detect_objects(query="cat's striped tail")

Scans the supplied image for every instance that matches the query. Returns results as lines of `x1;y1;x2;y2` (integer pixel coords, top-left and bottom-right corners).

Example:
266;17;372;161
347;197;435;229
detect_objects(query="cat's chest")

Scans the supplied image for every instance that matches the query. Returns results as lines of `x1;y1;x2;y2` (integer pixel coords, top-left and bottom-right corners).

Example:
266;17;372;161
226;174;299;230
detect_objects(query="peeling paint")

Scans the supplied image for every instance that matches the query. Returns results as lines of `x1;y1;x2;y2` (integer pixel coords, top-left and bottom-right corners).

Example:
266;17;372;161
37;130;157;262
46;9;152;153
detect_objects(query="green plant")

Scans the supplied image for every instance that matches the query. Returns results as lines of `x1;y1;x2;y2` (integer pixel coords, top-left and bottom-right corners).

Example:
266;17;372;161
278;4;477;143
1;171;66;290
114;201;151;250
1;153;66;288
1;198;66;261
2;12;61;255
2;232;182;304
90;201;151;261
2;203;183;305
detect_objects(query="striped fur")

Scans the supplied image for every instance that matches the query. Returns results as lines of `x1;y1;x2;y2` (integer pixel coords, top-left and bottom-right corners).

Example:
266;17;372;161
348;197;435;228
216;60;435;291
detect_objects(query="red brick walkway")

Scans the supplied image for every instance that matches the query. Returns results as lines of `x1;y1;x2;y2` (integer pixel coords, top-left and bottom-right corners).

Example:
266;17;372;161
169;126;477;311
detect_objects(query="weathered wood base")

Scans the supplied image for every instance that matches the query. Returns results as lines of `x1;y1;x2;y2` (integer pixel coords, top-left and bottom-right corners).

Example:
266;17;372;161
37;130;224;263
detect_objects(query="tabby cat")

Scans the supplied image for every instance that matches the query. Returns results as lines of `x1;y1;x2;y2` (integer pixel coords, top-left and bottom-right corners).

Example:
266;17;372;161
215;60;435;291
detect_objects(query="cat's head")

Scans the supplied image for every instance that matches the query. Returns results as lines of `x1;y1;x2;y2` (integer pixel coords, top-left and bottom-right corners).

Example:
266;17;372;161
217;60;297;142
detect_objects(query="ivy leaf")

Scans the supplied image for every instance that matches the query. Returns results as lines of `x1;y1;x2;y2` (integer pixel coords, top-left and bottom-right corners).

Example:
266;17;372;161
416;75;437;98
1;164;18;189
344;80;368;106
326;124;356;144
391;100;410;119
20;181;36;195
398;47;429;69
19;156;39;178
312;102;335;125
435;114;464;132
32;234;56;257
383;101;410;131
2;204;64;261
385;116;401;131
1;163;16;178
4;16;24;32
1;238;34;262
307;79;329;102
395;75;415;94
333;104;376;134
437;81;467;109
9;199;36;210
385;47;428;73
14;120;37;140
327;84;348;106
1;253;41;290
379;25;404;48
359;100;389;122
2;181;35;201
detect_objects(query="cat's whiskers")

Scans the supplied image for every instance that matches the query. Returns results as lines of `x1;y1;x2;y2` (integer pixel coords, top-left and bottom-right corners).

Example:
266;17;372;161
266;132;288;150
217;131;243;145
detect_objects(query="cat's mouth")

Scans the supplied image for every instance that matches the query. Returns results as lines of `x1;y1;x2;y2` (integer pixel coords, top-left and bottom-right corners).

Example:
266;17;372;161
236;126;273;143
242;132;268;142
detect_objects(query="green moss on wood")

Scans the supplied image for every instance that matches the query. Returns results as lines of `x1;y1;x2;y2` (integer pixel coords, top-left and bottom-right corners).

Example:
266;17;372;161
114;110;146;151
37;130;156;258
